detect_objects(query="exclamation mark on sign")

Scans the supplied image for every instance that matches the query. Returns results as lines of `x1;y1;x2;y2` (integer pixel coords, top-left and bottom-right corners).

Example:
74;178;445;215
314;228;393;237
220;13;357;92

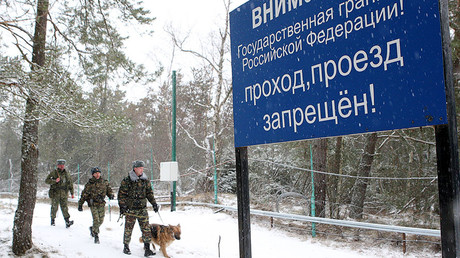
369;84;376;113
400;0;404;15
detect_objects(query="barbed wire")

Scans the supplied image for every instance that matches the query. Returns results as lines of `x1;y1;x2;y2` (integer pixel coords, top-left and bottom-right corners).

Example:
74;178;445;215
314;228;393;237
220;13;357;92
248;158;437;180
151;157;437;181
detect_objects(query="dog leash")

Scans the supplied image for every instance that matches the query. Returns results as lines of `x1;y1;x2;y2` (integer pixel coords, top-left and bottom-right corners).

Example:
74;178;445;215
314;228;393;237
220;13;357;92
157;211;165;224
157;204;165;224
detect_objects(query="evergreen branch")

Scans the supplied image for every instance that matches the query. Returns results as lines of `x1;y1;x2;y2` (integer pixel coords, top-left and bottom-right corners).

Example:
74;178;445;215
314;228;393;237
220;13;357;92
47;16;92;55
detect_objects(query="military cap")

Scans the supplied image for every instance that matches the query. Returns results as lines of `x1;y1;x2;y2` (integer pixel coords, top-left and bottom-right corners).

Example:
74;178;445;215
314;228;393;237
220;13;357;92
91;167;101;174
132;160;145;168
57;159;66;165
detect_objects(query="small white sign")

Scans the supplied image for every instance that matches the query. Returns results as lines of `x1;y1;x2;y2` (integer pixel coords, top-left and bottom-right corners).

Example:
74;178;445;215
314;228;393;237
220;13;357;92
160;161;179;181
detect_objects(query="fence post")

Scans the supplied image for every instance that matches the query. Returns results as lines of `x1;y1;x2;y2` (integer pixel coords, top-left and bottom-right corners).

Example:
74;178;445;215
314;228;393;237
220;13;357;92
213;137;218;204
77;164;80;198
9;159;13;193
151;148;154;191
402;233;406;254
108;161;111;221
171;70;177;212
310;144;316;237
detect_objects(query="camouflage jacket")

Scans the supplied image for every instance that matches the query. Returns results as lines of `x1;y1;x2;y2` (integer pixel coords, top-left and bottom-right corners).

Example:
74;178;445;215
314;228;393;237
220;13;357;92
78;177;114;207
118;170;156;211
45;168;74;196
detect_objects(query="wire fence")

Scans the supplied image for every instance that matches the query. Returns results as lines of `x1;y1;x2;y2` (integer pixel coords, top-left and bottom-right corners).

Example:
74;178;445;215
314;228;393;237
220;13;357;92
176;201;441;255
248;158;438;180
1;155;441;255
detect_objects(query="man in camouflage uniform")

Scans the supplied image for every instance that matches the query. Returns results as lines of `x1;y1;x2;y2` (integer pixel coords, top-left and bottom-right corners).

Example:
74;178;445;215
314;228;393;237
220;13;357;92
118;160;159;257
45;159;74;228
78;166;114;244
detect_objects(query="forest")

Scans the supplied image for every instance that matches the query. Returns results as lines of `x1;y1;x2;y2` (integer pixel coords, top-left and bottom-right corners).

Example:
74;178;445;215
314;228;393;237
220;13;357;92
1;0;460;255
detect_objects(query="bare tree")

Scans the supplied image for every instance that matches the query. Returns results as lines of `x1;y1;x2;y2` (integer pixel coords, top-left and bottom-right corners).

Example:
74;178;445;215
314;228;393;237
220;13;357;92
166;0;233;191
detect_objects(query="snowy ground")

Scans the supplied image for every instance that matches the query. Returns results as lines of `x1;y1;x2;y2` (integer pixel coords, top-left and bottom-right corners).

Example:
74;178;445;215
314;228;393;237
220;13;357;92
0;194;437;258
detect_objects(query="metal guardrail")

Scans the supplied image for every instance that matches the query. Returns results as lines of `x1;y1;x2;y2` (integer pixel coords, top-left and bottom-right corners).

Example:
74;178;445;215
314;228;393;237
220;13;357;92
0;193;439;238
178;201;441;237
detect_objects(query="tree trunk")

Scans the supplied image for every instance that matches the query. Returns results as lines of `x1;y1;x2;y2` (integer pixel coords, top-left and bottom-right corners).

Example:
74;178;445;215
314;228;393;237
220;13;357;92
349;132;378;220
312;138;328;218
12;99;40;255
12;0;48;255
328;137;343;219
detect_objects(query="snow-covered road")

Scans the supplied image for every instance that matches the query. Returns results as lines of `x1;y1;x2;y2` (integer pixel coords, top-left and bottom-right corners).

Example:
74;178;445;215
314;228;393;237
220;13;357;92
0;196;436;257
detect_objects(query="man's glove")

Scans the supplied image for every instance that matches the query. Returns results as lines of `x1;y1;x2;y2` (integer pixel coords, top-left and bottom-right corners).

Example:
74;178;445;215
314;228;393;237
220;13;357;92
153;202;159;213
78;204;83;212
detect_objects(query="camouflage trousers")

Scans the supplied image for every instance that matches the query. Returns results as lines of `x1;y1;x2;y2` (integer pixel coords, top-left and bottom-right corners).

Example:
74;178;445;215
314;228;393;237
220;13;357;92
50;190;70;219
90;205;105;234
123;209;151;245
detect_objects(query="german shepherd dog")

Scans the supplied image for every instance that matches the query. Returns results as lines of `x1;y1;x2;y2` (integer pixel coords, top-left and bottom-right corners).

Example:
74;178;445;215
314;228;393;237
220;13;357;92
140;223;181;257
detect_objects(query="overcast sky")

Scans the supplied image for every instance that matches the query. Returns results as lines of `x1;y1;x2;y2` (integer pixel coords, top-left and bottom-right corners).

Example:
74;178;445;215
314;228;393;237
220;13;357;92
122;0;249;101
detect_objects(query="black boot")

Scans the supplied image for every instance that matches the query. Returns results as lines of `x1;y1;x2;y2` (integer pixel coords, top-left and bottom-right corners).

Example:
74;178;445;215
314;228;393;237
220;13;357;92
51;219;55;226
94;233;100;244
144;243;155;257
65;218;74;228
89;226;94;237
123;244;131;255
